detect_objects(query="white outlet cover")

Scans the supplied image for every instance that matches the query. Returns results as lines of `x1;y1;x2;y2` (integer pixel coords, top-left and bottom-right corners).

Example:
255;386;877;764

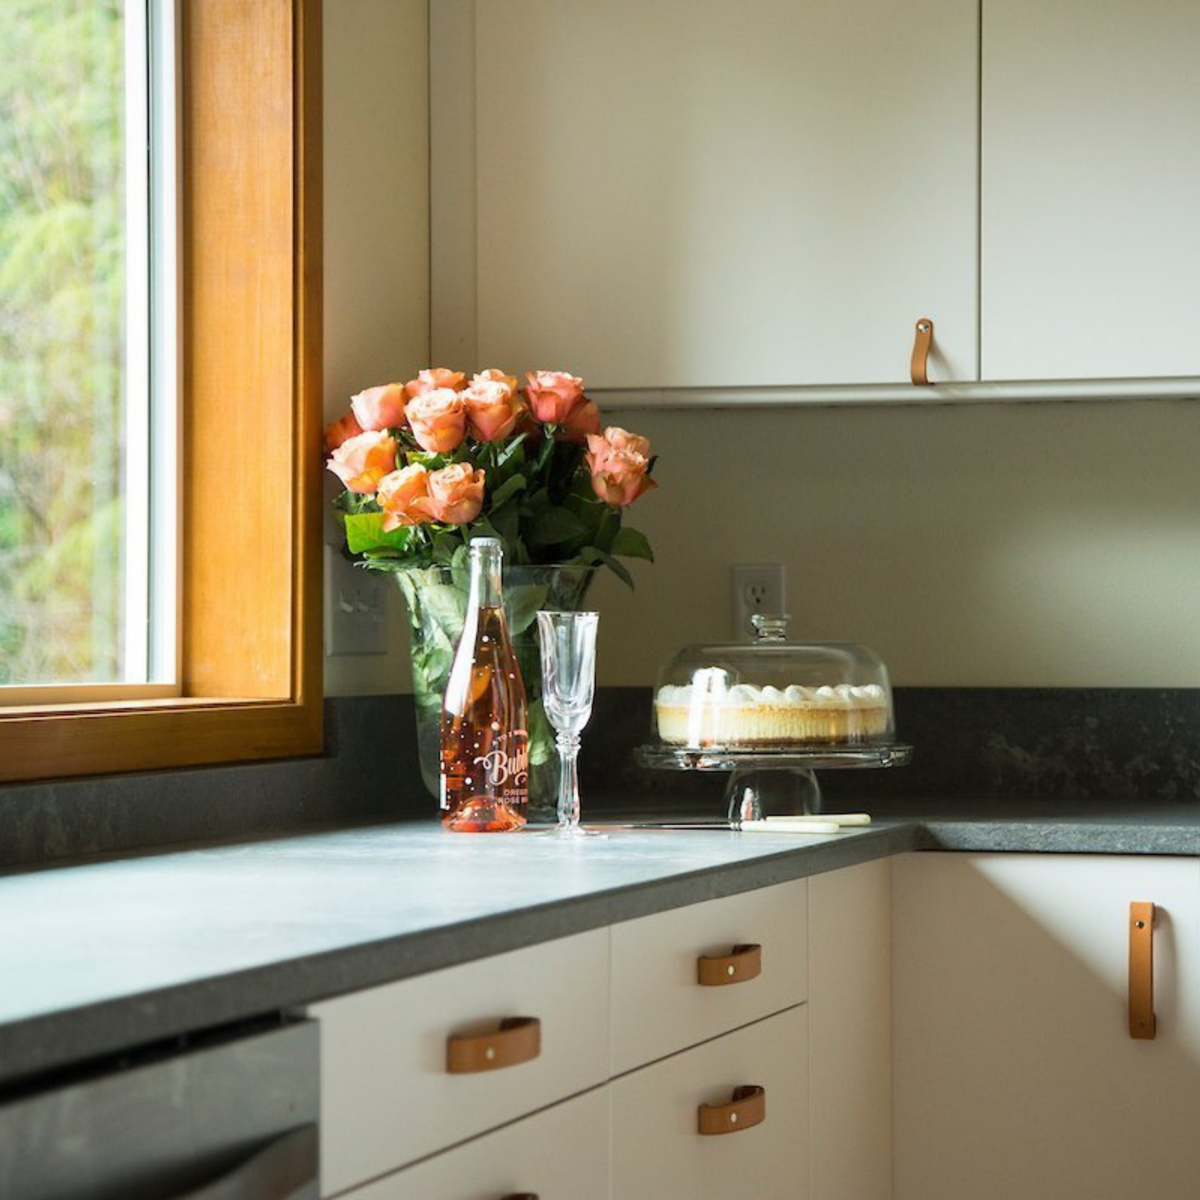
732;563;786;640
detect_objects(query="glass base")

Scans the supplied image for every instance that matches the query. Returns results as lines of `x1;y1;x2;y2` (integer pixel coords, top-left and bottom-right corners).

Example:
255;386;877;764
725;766;822;822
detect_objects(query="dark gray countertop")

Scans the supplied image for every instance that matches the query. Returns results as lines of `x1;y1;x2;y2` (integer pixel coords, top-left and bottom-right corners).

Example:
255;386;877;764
4;807;1200;1089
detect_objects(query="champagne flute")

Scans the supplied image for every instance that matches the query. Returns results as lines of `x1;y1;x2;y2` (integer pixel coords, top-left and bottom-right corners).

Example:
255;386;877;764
536;610;601;837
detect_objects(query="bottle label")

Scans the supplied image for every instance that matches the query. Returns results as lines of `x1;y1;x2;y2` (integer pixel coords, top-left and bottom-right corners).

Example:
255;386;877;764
472;730;529;790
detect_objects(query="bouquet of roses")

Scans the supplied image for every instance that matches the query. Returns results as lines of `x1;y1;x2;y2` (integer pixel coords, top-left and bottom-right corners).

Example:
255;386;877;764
324;367;658;806
324;366;656;583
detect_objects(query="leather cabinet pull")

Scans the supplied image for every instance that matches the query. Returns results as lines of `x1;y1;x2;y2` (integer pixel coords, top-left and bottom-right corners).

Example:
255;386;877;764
446;1016;542;1074
697;1084;766;1135
911;317;934;385
500;1195;539;1199
1129;901;1156;1040
697;943;763;987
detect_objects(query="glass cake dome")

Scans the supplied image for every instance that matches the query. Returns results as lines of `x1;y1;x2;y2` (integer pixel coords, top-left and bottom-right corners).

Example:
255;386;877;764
651;614;895;750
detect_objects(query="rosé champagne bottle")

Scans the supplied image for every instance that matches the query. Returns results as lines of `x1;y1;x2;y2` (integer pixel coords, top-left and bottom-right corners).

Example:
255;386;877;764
439;537;529;832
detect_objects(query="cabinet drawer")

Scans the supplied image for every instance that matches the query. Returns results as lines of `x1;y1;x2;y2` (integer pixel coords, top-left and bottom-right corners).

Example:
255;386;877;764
343;1086;609;1200
610;1005;809;1200
610;879;806;1073
311;929;609;1196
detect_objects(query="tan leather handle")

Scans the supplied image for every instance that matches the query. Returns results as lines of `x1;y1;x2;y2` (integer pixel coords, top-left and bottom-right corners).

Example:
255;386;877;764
446;1016;542;1074
1129;902;1156;1040
698;1085;766;1135
697;943;762;987
911;317;934;385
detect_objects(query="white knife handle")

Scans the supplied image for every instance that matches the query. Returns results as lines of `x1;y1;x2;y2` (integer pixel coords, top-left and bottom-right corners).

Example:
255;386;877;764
764;813;871;827
739;819;842;834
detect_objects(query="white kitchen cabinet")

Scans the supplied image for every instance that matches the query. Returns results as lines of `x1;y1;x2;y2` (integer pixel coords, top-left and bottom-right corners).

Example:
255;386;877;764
611;1005;810;1200
339;1086;610;1200
310;929;609;1195
892;852;1200;1200
432;0;978;391
610;877;807;1074
982;0;1200;381
808;857;892;1200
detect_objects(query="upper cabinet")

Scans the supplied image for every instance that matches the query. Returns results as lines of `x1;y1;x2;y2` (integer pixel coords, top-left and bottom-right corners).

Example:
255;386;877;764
433;0;978;391
432;0;1199;401
982;0;1200;381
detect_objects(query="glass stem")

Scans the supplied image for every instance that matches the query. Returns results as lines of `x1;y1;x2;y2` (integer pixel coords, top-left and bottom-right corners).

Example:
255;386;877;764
555;731;582;830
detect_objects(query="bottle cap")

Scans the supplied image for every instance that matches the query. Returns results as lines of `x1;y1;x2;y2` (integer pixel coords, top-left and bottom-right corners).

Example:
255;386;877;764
469;536;502;552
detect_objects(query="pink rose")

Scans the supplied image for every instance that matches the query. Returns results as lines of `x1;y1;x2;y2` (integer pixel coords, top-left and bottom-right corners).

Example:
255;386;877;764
324;410;364;452
350;383;408;431
376;464;432;532
555;398;601;444
585;426;657;507
403;367;467;401
326;429;398;493
405;388;467;454
463;378;523;442
424;462;486;525
524;370;588;425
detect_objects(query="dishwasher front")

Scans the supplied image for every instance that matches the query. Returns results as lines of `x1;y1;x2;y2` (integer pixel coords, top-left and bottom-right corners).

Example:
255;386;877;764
0;1017;318;1200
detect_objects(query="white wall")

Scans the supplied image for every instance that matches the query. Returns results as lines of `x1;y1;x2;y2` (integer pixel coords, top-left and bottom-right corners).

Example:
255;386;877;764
321;3;1200;694
323;0;429;698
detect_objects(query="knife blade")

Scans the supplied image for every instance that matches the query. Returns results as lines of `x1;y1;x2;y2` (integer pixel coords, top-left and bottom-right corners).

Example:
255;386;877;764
615;818;843;834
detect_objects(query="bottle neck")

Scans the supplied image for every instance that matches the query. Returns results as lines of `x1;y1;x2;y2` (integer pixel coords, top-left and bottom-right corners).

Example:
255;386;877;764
468;544;504;611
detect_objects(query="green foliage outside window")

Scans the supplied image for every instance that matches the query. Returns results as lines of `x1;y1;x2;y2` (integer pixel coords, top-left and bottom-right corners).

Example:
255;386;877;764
0;0;125;685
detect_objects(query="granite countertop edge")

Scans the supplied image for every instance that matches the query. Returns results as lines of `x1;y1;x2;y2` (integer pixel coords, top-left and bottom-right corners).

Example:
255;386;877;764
4;811;1200;1090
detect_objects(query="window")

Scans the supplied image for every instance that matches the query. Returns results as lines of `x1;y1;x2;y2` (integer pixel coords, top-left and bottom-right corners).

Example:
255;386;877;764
0;0;322;783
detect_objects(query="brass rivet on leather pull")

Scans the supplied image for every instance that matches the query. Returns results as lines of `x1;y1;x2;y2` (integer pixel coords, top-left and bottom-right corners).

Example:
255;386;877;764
911;317;935;385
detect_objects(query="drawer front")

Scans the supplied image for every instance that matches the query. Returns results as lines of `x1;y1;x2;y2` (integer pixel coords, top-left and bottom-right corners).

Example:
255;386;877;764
610;878;807;1073
610;1005;809;1200
311;929;609;1195
344;1086;610;1200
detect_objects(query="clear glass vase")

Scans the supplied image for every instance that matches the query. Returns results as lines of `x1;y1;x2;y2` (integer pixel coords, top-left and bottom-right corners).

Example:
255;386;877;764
395;562;597;824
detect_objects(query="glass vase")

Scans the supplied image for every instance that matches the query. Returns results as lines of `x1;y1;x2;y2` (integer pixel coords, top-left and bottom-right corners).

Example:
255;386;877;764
395;562;597;824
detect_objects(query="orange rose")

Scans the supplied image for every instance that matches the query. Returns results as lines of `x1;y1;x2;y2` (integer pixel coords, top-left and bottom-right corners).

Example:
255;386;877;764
472;368;520;394
524;370;588;425
463;378;523;442
585;426;657;507
424;462;486;525
555;398;601;444
405;388;467;454
403;367;467;401
324;410;364;452
326;429;398;493
376;464;432;532
350;382;408;431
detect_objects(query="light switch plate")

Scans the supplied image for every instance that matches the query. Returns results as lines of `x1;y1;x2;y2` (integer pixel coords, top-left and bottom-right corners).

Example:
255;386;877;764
324;545;388;656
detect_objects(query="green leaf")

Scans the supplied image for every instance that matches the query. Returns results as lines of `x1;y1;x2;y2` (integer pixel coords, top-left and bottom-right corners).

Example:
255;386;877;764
489;473;526;510
579;545;635;589
611;525;654;562
504;582;550;636
527;506;587;546
345;513;416;554
527;699;555;766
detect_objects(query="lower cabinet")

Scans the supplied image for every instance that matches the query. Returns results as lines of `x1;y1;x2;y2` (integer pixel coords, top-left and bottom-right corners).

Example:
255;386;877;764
611;1005;809;1200
341;1087;610;1200
892;852;1200;1200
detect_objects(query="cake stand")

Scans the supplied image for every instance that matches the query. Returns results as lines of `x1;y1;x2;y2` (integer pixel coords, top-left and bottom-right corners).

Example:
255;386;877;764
633;743;912;820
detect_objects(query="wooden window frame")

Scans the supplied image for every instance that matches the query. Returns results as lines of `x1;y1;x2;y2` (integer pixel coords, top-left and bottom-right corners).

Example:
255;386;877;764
0;0;323;784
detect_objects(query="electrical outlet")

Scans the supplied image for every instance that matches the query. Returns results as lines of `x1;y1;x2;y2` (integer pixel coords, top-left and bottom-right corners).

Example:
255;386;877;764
732;563;786;639
324;545;388;655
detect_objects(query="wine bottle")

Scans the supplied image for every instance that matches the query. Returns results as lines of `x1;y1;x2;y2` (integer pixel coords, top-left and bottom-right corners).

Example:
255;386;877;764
439;537;529;832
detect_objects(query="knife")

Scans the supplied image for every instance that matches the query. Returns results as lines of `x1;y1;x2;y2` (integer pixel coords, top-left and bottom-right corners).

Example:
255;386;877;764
615;818;843;834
